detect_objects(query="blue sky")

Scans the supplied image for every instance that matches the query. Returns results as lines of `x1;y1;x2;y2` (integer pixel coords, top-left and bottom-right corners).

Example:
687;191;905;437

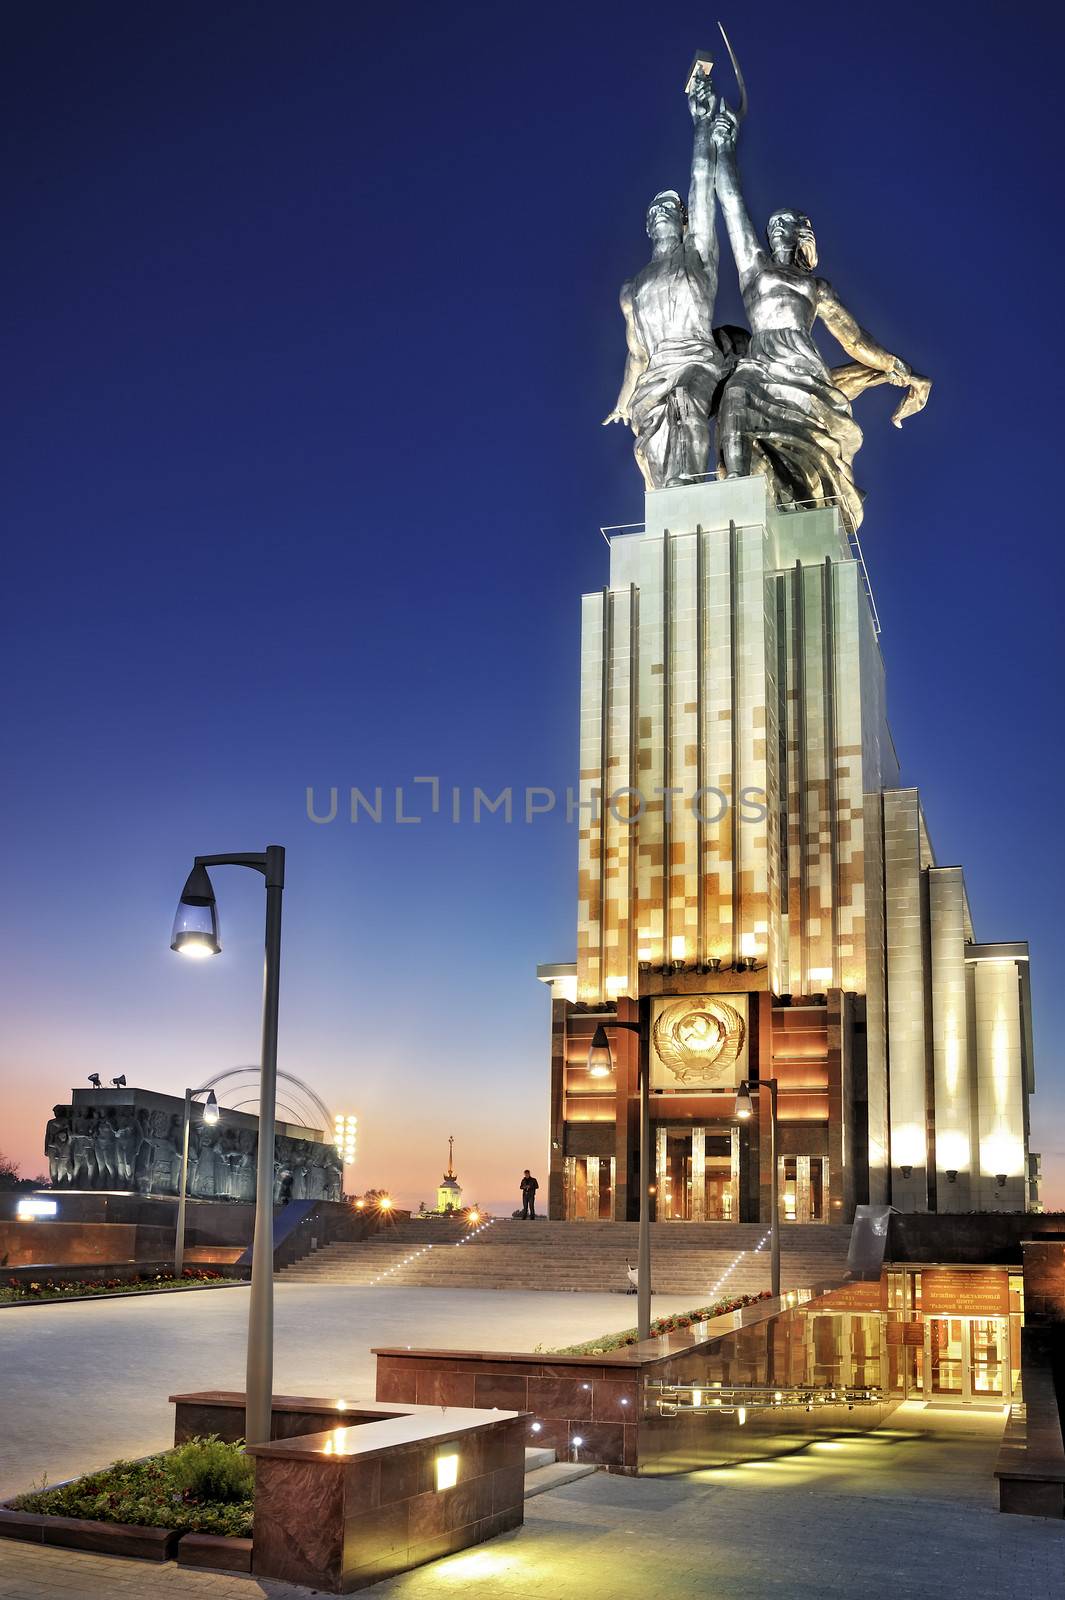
3;0;1063;1211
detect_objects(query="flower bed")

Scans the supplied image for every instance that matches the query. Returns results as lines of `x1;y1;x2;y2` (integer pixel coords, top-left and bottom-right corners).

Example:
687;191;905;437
1;1267;229;1303
9;1437;253;1539
552;1289;774;1354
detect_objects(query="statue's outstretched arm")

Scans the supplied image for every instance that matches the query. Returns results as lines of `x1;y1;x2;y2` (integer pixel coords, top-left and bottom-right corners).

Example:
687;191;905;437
709;107;763;294
687;76;718;276
819;282;931;426
817;282;911;383
603;283;648;426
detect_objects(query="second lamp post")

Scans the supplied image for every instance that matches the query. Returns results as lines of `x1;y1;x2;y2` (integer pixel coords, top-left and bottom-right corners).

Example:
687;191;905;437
171;845;284;1447
588;1019;650;1340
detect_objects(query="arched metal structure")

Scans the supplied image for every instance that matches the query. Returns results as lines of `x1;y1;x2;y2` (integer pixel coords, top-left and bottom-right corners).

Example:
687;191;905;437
195;1066;334;1136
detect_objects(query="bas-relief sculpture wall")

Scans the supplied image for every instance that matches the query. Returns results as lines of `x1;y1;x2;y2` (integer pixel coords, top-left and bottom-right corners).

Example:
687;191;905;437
43;1098;342;1204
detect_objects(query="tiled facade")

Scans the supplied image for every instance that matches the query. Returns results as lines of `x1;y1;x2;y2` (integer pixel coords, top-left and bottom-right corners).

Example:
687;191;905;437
545;477;1036;1222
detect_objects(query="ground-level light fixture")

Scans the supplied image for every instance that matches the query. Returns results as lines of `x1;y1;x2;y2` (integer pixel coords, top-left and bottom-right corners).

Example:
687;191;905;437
435;1453;459;1492
171;862;221;958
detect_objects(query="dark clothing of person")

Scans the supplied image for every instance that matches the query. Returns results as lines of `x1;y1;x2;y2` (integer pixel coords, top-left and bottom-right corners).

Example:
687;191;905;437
520;1173;539;1220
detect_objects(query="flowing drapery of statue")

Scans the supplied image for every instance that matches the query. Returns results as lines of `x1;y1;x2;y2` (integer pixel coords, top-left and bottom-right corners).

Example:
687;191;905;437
604;37;931;523
602;57;730;489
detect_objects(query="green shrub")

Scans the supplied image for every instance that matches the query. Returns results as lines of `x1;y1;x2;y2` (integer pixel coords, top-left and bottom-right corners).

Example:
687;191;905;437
169;1436;254;1505
12;1438;253;1537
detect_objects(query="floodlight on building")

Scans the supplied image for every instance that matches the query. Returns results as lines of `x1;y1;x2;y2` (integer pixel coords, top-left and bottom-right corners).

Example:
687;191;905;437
170;863;221;958
945;1169;958;1183
111;1075;126;1088
87;1073;102;1088
995;1174;1007;1187
900;1165;913;1179
333;1112;358;1164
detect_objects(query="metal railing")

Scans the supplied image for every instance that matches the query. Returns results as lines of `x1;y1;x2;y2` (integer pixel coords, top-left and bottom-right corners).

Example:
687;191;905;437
597;495;882;637
649;1381;884;1417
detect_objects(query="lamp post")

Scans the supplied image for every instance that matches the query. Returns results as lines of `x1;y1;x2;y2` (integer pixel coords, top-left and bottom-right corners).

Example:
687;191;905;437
171;846;285;1446
735;1078;780;1298
174;1087;219;1276
588;1019;650;1341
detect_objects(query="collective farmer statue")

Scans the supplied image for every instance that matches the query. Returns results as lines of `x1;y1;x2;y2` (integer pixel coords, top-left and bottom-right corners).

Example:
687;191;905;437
709;101;930;530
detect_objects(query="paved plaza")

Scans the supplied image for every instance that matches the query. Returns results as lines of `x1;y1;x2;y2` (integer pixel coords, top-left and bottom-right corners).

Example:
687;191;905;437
0;1403;1062;1599
0;1282;700;1501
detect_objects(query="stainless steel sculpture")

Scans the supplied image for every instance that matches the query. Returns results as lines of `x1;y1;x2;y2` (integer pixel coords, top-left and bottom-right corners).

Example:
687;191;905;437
710;102;930;529
603;60;727;489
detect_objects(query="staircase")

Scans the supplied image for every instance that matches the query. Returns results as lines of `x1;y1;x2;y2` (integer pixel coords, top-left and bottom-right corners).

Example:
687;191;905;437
279;1217;852;1297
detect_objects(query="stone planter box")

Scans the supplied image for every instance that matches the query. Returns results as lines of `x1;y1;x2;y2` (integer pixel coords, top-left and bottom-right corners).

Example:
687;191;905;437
374;1283;897;1474
0;1506;178;1560
169;1391;529;1593
245;1402;526;1592
177;1532;254;1571
171;1389;393;1445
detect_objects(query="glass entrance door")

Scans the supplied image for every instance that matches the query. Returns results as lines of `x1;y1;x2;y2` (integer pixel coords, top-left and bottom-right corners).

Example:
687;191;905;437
969;1318;1007;1399
923;1317;1010;1403
656;1126;740;1220
661;1130;692;1220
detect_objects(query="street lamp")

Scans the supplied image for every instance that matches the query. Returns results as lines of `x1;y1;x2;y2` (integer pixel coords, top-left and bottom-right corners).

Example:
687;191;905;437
174;1088;219;1275
734;1078;780;1298
587;1019;650;1341
171;863;221;957
170;846;285;1446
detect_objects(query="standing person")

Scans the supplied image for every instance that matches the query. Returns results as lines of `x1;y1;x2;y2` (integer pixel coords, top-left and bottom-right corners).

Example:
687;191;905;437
520;1169;539;1221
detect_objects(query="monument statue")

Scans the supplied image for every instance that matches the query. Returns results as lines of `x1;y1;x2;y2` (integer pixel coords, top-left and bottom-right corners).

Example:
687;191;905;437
42;1089;344;1204
709;101;930;529
602;59;729;489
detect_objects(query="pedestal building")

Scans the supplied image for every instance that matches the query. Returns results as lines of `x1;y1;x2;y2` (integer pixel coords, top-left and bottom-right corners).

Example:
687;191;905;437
539;477;1036;1224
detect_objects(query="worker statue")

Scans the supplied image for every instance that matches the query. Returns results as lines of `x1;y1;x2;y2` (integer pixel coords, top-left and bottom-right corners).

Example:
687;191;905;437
602;63;731;489
709;101;930;530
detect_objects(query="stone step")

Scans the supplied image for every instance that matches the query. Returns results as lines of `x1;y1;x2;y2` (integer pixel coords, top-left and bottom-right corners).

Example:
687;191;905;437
524;1445;556;1473
523;1462;598;1498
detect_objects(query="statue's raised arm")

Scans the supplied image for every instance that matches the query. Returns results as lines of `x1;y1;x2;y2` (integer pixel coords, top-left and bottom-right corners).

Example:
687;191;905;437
602;64;728;489
710;102;764;292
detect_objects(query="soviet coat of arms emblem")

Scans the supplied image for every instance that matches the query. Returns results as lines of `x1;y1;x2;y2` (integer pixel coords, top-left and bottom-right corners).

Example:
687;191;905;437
651;997;746;1087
